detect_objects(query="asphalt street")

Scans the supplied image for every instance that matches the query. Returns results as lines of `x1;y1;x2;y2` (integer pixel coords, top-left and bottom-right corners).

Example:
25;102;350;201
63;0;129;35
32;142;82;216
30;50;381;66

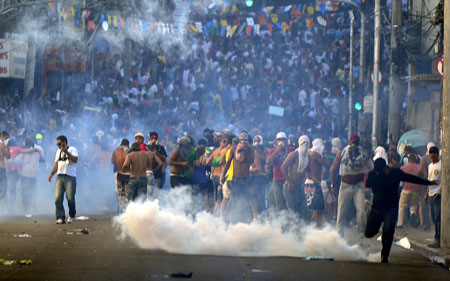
0;215;449;281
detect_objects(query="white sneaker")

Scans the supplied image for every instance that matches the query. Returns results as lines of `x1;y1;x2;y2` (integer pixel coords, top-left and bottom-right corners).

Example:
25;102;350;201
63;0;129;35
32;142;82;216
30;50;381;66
56;218;65;224
66;217;74;223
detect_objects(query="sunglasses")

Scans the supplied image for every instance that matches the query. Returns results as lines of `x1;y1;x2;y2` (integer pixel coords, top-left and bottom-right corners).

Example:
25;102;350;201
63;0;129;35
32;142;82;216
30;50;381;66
57;142;63;147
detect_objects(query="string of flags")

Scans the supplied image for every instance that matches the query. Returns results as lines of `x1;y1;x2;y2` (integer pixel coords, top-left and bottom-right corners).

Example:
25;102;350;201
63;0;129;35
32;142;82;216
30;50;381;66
48;1;351;38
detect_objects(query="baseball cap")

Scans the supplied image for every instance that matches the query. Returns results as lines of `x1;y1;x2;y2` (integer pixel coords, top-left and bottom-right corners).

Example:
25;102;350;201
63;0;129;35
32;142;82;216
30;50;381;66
276;132;287;139
35;133;43;140
135;132;144;138
429;146;439;154
239;132;249;141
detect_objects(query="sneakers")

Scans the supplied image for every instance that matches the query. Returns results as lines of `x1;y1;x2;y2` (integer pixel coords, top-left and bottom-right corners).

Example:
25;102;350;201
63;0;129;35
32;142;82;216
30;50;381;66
428;241;440;248
56;218;65;224
66;217;75;224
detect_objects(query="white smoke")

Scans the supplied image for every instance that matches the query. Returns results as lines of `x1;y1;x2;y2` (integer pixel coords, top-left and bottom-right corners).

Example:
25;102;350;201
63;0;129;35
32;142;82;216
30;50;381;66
114;186;367;261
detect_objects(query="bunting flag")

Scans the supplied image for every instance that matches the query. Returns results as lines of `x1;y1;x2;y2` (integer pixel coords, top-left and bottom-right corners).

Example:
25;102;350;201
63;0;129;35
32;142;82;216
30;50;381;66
254;24;260;35
267;23;272;35
230;25;237;37
226;25;232;37
246;25;252;37
233;18;240;26
88;20;95;31
220;19;228;27
220;26;225;37
84;10;92;20
107;15;111;26
120;17;125;30
259;15;267;25
282;21;289;33
271;13;278;23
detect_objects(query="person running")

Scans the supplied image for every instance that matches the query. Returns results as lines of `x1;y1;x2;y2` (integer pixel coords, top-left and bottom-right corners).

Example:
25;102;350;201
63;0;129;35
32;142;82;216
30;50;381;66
48;135;79;224
280;135;310;222
111;139;130;211
221;132;254;223
365;158;435;263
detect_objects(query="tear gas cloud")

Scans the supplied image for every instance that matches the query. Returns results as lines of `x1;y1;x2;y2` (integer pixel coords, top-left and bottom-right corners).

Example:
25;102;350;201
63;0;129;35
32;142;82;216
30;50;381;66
114;186;367;261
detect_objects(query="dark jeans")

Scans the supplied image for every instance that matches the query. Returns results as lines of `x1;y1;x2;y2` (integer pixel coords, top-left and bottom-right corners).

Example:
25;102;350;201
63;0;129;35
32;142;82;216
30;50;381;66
0;168;6;199
430;194;441;241
55;175;77;220
283;182;308;222
229;177;252;223
365;207;398;261
127;177;148;201
20;176;37;214
155;174;165;189
170;175;189;188
212;176;223;202
251;175;267;212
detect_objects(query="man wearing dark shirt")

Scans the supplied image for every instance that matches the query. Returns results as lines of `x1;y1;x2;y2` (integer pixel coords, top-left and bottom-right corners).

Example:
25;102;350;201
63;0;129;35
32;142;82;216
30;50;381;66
147;132;167;190
365;158;435;263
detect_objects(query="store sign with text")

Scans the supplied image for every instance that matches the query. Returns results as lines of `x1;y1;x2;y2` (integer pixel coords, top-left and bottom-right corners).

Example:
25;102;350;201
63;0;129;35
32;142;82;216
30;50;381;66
0;39;28;79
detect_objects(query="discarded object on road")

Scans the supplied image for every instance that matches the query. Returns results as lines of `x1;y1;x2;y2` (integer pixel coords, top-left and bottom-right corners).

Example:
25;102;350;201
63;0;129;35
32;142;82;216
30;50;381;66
18;260;32;265
251;269;271;273
305;257;334;261
14;233;32;238
169;272;193;278
25;214;32;218
394;237;411;250
79;227;89;235
59;228;89;235
76;216;89;221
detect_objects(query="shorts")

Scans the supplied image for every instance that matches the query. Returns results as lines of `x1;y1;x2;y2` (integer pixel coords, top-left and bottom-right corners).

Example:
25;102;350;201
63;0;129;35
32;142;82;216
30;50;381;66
304;180;325;211
116;173;130;198
170;174;188;188
212;176;223;201
222;181;232;199
199;180;214;198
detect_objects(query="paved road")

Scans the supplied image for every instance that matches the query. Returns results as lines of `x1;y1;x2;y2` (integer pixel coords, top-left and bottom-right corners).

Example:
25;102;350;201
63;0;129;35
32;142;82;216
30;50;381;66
1;215;449;281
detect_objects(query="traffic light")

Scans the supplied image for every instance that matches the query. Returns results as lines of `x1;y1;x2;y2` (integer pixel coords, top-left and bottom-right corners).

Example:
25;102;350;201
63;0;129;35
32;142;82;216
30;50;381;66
242;0;262;11
355;102;362;111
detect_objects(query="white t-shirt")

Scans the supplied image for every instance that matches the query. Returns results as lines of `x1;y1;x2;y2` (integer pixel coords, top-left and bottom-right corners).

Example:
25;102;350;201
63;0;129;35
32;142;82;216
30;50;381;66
54;147;78;177
428;160;441;196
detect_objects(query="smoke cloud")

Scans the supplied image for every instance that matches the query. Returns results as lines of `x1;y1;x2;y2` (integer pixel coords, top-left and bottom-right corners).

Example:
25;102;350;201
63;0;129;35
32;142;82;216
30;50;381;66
114;186;367;261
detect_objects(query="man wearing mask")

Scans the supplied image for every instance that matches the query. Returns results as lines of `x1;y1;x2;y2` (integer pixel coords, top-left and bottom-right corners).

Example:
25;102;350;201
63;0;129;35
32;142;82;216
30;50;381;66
267;132;295;212
221;132;254;222
148;132;168;190
280;135;310;221
365;158;435;263
168;137;191;188
330;134;373;247
48;135;79;224
112;139;130;210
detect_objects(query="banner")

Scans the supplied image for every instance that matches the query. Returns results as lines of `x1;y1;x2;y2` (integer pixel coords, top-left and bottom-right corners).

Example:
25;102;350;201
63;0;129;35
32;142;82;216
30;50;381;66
0;39;28;79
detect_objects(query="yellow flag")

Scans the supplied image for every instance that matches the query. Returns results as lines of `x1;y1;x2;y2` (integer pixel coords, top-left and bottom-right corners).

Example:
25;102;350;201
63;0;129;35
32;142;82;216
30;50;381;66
113;16;118;27
190;24;198;33
107;15;111;25
230;25;237;36
271;13;278;23
307;5;314;15
221;19;228;27
282;21;289;33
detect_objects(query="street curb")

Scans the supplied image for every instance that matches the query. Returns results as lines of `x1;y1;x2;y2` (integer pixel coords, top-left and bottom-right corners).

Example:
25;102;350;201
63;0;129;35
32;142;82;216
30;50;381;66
394;234;450;270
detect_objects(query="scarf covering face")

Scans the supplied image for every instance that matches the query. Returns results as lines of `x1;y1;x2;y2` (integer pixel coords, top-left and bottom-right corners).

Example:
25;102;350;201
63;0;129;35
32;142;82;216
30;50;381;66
331;138;341;154
339;143;373;176
253;135;264;146
297;135;310;173
311;138;325;157
178;136;191;161
373;146;388;163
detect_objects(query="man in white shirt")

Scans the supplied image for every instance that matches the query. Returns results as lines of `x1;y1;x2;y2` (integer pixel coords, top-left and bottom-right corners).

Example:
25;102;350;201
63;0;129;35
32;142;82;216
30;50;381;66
48;135;79;224
425;146;441;248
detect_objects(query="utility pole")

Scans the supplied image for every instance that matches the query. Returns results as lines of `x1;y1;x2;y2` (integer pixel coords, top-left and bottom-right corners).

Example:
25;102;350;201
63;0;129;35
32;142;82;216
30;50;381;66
372;0;381;150
441;0;450;249
359;13;365;84
388;0;404;146
348;11;355;139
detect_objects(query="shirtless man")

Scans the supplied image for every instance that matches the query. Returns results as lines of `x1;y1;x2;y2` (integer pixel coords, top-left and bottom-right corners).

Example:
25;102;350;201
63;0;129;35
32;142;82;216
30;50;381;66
221;132;254;223
123;143;152;201
0;135;11;199
305;138;330;226
207;133;229;215
168;137;191;188
249;135;267;220
280;135;310;222
145;146;163;199
111;139;130;210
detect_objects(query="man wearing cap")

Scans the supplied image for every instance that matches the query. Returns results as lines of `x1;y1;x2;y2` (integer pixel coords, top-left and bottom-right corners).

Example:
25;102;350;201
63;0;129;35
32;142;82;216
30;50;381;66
221;132;254;222
267;132;295;212
134;132;148;152
148;132;168;190
35;134;45;162
330;134;373;247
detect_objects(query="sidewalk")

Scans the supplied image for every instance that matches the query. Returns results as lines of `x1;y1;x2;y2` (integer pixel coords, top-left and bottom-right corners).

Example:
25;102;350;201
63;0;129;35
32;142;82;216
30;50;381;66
394;226;450;269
